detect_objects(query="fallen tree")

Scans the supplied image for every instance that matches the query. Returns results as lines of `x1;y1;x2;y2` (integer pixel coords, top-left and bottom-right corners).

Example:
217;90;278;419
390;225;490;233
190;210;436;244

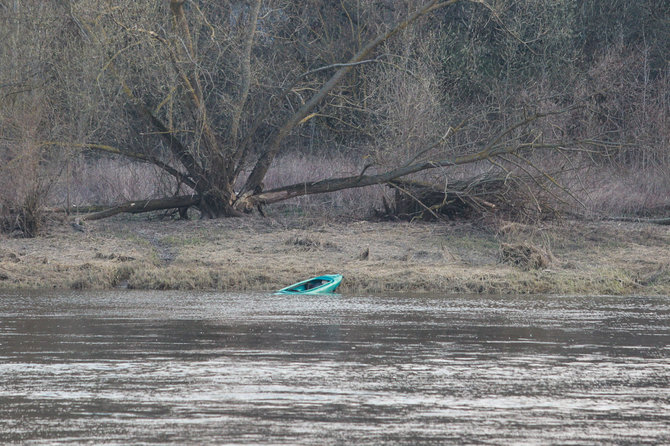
69;110;578;222
77;195;200;221
64;0;462;219
234;109;579;214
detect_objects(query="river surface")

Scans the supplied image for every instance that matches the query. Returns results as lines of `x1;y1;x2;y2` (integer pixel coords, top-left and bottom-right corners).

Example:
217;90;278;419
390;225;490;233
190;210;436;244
0;290;668;445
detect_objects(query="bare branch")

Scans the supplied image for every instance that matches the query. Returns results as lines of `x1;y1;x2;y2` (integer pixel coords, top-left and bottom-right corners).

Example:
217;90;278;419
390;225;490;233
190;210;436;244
240;0;461;197
300;58;383;77
242;141;563;207
388;182;446;221
230;0;262;149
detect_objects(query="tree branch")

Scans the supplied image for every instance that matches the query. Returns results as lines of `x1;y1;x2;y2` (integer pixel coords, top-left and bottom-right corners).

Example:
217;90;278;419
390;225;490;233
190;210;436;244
230;0;262;145
240;0;460;197
242;140;565;208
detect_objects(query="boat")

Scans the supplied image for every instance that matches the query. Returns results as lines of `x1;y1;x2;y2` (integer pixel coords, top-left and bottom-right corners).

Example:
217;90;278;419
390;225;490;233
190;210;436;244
276;274;343;294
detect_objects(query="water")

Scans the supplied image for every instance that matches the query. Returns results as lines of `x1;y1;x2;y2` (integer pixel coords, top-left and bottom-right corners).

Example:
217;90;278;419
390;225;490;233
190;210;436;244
0;290;668;445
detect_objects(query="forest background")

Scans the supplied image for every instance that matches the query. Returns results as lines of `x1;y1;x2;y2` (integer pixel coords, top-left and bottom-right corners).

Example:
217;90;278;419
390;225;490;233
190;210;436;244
0;0;669;235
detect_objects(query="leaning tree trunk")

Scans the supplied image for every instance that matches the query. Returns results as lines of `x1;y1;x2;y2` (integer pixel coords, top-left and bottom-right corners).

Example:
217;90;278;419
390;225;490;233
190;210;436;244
198;189;242;218
192;173;242;218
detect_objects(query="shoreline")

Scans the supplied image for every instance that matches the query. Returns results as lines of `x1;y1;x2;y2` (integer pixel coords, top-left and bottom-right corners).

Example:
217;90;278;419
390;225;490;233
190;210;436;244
1;216;669;295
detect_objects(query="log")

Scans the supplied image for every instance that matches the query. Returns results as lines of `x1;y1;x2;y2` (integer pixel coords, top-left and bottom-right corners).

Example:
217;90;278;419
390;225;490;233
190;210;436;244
79;195;200;221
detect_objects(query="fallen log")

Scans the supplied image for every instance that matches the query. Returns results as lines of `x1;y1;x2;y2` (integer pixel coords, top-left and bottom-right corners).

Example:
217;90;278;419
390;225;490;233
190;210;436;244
79;195;200;221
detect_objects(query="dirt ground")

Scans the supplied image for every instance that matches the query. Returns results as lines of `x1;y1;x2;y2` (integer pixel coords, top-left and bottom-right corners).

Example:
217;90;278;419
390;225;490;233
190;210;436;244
1;215;670;295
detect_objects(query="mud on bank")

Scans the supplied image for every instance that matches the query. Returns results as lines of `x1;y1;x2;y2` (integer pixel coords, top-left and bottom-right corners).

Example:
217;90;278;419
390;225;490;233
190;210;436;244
1;216;670;295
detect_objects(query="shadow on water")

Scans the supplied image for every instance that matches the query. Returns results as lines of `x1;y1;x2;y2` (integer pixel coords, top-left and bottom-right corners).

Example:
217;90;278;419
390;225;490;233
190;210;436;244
0;290;669;444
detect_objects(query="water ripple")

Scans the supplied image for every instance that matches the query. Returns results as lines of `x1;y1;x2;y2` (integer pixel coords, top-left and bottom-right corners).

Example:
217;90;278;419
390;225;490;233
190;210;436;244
0;290;668;444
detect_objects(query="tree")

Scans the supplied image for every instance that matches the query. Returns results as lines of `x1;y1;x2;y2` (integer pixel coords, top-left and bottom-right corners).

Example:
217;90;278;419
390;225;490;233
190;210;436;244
3;0;596;227
46;0;459;218
0;1;91;235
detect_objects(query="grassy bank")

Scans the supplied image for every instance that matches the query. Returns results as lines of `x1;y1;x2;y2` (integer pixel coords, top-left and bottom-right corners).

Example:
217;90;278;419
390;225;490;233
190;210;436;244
1;215;669;295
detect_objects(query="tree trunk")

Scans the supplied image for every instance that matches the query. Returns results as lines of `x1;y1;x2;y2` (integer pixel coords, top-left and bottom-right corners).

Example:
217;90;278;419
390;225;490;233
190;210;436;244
80;195;200;221
198;191;244;218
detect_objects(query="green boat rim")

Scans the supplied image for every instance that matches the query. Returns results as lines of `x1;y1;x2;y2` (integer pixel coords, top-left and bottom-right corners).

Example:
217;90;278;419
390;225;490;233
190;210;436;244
276;274;343;294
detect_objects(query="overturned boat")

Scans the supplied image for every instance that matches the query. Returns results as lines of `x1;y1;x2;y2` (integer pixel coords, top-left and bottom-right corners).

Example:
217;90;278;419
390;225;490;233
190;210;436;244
276;274;343;295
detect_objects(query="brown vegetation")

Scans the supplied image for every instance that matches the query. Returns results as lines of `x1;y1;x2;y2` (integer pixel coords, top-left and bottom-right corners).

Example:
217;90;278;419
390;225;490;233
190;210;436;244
500;243;553;271
3;0;667;234
1;216;669;296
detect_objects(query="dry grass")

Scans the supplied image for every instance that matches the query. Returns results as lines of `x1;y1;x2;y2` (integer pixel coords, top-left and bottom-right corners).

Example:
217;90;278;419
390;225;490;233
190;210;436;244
500;242;554;270
51;156;176;207
4;147;670;296
580;166;670;217
1;215;670;295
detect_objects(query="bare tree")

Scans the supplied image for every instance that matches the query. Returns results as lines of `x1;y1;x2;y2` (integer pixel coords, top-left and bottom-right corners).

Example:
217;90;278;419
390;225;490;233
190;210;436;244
6;0;592;224
54;0;470;218
0;1;90;234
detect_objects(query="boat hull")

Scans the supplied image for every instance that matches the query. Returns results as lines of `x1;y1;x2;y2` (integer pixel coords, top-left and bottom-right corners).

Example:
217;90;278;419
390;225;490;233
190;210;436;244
276;274;343;294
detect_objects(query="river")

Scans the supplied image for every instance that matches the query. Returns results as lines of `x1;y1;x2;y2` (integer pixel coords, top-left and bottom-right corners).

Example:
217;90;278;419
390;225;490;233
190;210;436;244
0;290;668;444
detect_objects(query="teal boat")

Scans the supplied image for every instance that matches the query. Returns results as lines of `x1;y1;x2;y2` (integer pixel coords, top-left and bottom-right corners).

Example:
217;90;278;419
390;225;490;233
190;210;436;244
276;274;343;294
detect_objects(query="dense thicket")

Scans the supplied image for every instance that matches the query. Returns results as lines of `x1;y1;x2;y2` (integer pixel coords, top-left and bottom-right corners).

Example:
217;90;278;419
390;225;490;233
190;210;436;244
0;0;668;234
432;0;669;167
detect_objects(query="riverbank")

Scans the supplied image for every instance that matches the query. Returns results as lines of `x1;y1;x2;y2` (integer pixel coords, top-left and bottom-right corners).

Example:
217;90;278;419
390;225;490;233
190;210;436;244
1;216;669;295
